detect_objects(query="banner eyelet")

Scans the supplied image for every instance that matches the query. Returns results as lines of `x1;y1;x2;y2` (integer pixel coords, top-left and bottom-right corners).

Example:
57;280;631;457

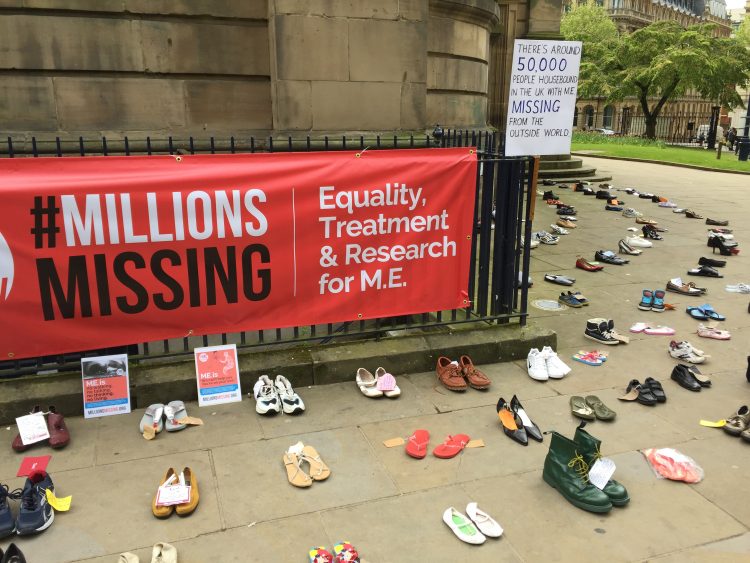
357;313;363;318
7;352;14;358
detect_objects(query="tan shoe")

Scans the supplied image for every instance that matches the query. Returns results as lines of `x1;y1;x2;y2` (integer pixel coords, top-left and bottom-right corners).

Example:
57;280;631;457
436;356;467;391
152;468;177;519
175;467;200;516
557;219;576;229
459;355;491;390
724;406;750;436
636;217;658;225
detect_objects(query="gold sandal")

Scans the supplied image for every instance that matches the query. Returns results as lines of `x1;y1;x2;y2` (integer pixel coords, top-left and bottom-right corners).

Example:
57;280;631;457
283;452;312;488
301;445;331;481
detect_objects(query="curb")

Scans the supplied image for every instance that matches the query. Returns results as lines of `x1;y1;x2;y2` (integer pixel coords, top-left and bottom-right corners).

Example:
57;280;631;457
571;152;750;175
0;323;556;424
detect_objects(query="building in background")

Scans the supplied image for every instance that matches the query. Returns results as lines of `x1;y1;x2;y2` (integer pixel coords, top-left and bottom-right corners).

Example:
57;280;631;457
727;1;750;137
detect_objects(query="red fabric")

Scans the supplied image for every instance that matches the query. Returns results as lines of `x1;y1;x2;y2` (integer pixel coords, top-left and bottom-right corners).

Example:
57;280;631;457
0;149;477;359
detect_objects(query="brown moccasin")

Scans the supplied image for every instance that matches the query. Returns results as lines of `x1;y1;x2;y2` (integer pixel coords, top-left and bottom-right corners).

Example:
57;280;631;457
724;405;750;436
436;356;467;392
459;355;491;390
175;467;200;516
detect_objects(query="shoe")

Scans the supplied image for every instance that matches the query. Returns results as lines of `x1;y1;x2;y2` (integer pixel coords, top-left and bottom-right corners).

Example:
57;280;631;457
687;264;722;278
625;379;657;405
16;471;54;535
570;396;595;420
45;406;70;449
696;324;731;340
459;356;491;390
560;215;577;222
546;199;563;205
642;225;662;240
436;357;468;391
584;319;619;345
708;227;732;234
308;547;333;562
526;348;549;381
576;257;604;272
685;209;704;219
556;207;576;216
595;250;628;265
668;341;705;364
0;484;20;539
659;201;677;208
725;406;750;436
670;364;702;391
605;319;629;344
332;541;360;562
283;450;313;488
1;544;26;563
622;208;642;218
624;235;653;248
582;187;595;195
534;231;559;245
405;429;430;459
707;230;734;240
557;219;576;229
643;377;667;402
605;204;623;211
164;400;189;432
443;507;486;544
559;292;583;308
544;274;575;286
542;431;612;513
573;423;629;506
465;503;503;538
584;396;616;420
12;406;43;452
152;468;177;518
596;190;613;199
139;403;165;435
542;190;558;200
253;375;281;414
705;217;729;226
698;256;726;268
541;346;571;379
151;543;178;563
496;398;528;445
666;278;704;296
175;467;200;516
355;367;383;398
638;192;654;199
638;290;653;311
652;289;665;312
618;239;642;256
570;291;589;306
550;224;569;235
433;434;470;458
520;236;540;249
707;236;740;256
510;395;542;442
374;367;401;398
275;375;306;413
635;217;658;225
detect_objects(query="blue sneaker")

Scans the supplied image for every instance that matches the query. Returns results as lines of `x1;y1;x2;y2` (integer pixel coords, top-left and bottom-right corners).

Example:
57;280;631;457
0;483;21;538
16;471;54;536
638;289;653;311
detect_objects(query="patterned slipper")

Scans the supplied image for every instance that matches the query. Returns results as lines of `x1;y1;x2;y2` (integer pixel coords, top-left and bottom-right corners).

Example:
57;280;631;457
333;541;360;562
309;547;334;563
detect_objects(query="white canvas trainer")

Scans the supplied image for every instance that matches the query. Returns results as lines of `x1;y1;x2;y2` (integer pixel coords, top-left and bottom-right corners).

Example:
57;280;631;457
275;375;305;414
527;348;549;381
624;235;653;248
253;375;281;414
541;346;572;379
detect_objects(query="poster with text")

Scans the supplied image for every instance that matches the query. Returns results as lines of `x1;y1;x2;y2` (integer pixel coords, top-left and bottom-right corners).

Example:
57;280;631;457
81;354;131;418
194;344;242;407
505;39;582;156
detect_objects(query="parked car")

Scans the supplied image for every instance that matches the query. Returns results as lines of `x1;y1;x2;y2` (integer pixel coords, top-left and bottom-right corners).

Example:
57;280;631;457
593;128;616;136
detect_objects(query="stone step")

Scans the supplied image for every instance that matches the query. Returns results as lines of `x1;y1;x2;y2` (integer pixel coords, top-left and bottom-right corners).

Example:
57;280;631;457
538;166;599;178
539;158;584;170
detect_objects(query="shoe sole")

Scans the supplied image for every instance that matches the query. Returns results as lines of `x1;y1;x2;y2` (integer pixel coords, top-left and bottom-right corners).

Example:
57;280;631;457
583;333;619;345
440;383;468;392
17;508;54;535
637;304;652;311
256;405;281;415
282;407;305;415
651;307;664;312
542;473;612;513
527;372;549;381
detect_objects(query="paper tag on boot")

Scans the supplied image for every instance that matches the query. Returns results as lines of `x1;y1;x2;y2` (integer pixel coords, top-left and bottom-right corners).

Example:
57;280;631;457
588;457;616;490
465;439;485;448
16;412;50;446
45;489;72;511
175;416;204;426
617;388;639;401
383;437;405;448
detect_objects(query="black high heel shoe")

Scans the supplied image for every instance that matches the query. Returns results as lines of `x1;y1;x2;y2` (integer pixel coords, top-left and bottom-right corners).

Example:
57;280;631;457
708;237;739;256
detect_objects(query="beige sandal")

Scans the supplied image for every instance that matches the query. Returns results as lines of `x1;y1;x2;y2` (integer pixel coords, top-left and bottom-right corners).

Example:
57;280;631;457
301;445;331;481
283;452;312;488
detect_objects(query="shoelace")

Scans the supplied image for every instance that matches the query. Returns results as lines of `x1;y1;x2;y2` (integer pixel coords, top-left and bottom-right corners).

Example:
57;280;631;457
0;484;22;507
567;453;590;484
21;486;39;510
259;383;276;399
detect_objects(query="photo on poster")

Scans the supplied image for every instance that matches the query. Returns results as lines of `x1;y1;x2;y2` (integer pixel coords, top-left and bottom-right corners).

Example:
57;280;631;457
194;344;242;407
81;354;131;419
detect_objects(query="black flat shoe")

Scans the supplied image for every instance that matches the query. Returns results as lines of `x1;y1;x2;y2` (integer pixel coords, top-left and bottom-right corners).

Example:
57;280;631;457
670;365;702;392
687;265;722;278
685;364;711;387
1;544;26;563
698;256;726;268
626;379;657;405
496;398;528;445
705;218;729;226
510;395;543;442
643;377;667;403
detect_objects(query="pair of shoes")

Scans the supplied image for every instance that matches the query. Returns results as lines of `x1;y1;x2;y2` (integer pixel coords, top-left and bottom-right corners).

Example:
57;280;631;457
629;323;674;335
139;401;192;436
556;207;576;216
550;224;569;235
658;201;677;208
696;324;731;340
570;395;616;421
666;278;706;296
121;543;178;563
576;257;603;271
284;442;330;487
622;378;666;405
557;218;576;229
687;264;722;277
726;283;750;293
559;292;583;307
635;217;657;225
605;204;623;211
544;274;575;286
534;231;559;245
642;225;662;240
595;250;628;265
497;395;542;445
0;544;26;563
254;375;306;413
685;209;704;219
670;364;704;391
622;207;642;218
0;471;55;538
542;190;558;200
356;368;400;398
309;541;360;562
705;217;729;226
707;235;740;256
708;227;732;235
668;341;707;364
152;468;199;517
596;190;613;199
638;289;665;312
686;304;725;321
527;347;571;381
582;187;595;195
542;424;629;513
724;406;750;442
11;406;69;452
436;356;491;391
584;319;627;345
406;431;470;459
624;232;653;248
572;350;608;365
618;239;642;255
443;504;502;545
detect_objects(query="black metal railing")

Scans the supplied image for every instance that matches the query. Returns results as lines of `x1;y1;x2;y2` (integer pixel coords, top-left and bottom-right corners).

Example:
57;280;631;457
0;130;533;377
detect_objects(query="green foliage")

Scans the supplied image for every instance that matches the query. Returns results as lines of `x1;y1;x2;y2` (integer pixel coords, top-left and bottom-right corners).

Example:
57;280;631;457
572;131;666;147
737;17;750;48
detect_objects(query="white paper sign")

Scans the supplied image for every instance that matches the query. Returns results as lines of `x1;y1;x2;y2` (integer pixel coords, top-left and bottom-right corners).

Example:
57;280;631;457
81;354;131;419
156;485;191;506
16;412;50;446
505;39;582;156
194;344;242;407
589;457;616;490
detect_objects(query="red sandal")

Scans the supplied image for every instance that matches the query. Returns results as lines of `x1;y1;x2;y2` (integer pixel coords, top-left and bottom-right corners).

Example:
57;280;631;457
405;429;430;459
433;434;470;459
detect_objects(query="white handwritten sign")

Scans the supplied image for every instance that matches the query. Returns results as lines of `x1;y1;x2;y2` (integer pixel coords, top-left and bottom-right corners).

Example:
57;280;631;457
505;39;582;157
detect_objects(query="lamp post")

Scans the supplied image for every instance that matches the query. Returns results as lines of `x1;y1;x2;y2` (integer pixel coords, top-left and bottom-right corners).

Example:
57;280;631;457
738;92;750;161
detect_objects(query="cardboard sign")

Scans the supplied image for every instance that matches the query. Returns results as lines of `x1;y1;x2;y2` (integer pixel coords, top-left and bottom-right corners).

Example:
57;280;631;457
505;39;583;156
15;412;50;446
194;344;242;407
17;455;51;477
81;354;131;418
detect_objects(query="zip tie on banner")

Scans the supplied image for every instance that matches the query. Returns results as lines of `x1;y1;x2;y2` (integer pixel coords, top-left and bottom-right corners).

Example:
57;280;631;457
355;146;371;158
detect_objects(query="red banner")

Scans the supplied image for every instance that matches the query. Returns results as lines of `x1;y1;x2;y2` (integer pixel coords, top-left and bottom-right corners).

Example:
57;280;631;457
0;148;477;360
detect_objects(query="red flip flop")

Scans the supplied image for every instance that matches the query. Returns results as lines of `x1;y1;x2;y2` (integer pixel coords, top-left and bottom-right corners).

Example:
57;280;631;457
433;434;470;459
405;429;430;459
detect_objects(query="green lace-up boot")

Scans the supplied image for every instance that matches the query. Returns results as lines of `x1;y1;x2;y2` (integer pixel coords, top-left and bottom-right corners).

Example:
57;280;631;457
574;423;630;506
542;431;613;513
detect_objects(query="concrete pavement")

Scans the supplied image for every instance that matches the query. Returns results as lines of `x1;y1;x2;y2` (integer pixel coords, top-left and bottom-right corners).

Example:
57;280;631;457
1;157;750;562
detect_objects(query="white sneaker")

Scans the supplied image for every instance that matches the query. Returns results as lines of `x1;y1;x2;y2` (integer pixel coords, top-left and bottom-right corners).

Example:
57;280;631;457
527;348;549;381
275;375;305;414
668;341;706;364
550;224;569;235
534;231;559;245
625;235;653;248
465;502;503;538
253;375;281;414
521;236;540;249
443;507;486;545
622;208;642;218
541;346;571;379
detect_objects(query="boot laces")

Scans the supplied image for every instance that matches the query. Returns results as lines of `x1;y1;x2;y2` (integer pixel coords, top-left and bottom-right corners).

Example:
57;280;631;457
567;453;590;484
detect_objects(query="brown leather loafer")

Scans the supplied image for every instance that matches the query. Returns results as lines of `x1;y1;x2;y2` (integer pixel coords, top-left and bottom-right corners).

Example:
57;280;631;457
176;467;200;516
724;406;750;436
436;356;467;391
152;468;177;519
459;355;491;390
47;406;70;449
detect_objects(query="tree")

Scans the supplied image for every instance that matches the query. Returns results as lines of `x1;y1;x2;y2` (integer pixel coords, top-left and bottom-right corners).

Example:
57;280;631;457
562;9;750;138
737;16;750;48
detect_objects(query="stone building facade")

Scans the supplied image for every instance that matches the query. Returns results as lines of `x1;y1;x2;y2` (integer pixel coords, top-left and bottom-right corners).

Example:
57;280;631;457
0;0;565;142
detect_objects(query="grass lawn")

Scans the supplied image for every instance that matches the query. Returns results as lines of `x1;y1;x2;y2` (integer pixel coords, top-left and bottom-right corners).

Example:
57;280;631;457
571;142;750;173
